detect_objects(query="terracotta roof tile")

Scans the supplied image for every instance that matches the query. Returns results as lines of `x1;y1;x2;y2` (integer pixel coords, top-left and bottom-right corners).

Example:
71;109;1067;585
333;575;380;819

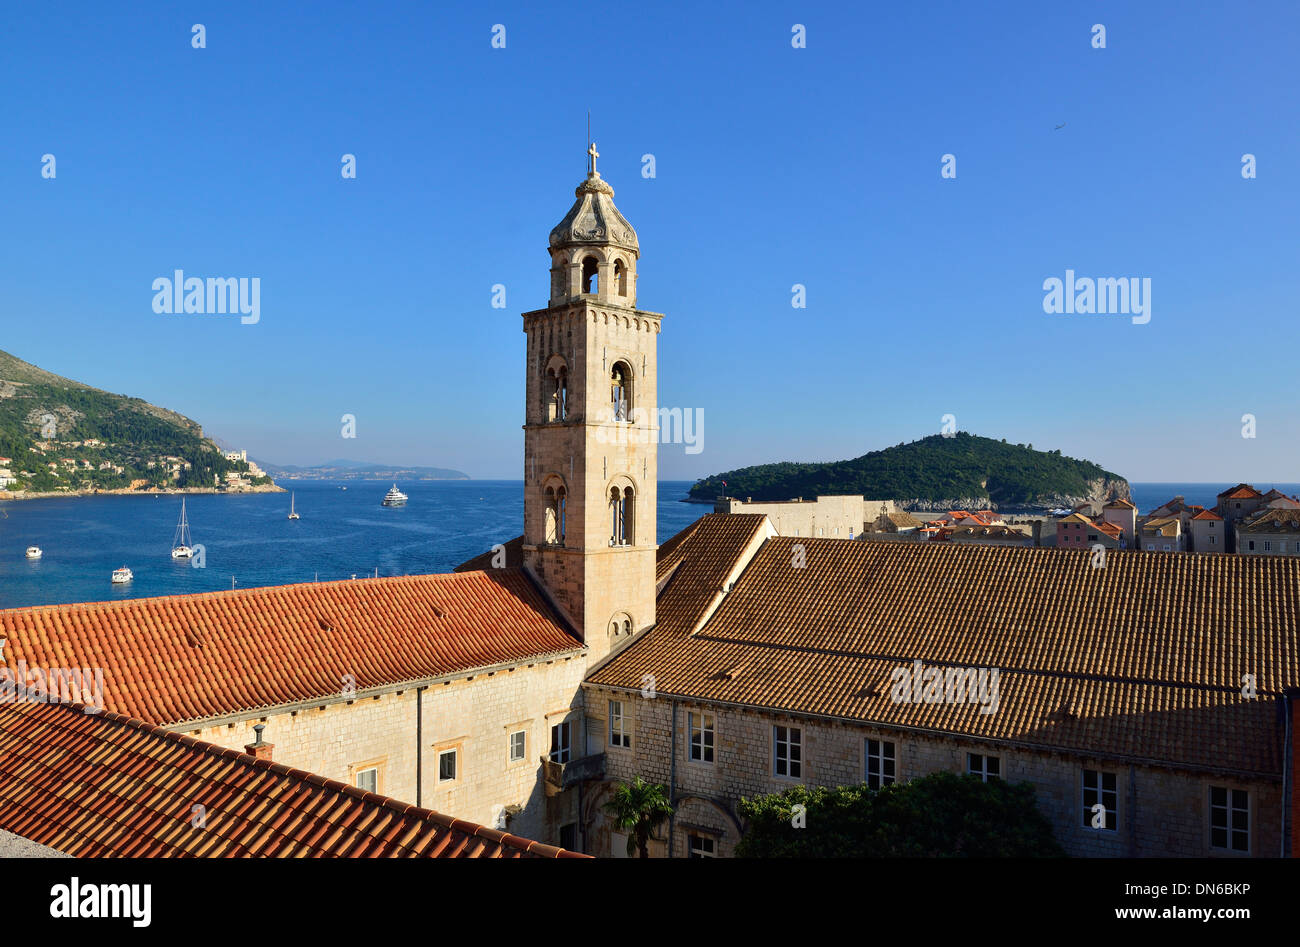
590;527;1300;775
0;571;582;726
0;698;585;858
1241;509;1300;533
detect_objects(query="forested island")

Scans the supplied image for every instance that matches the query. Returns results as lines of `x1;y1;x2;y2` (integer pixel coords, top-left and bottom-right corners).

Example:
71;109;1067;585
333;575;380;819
689;433;1130;510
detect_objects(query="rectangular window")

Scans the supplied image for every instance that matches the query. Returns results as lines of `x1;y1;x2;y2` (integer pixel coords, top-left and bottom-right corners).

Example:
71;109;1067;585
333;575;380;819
967;753;1000;781
688;834;716;858
509;729;526;762
438;748;457;781
355;767;378;793
774;725;802;778
865;739;896;790
1210;535;1216;545
550;720;571;763
1264;541;1272;551
689;711;715;763
1082;769;1118;830
1209;787;1249;852
609;700;631;748
559;823;577;851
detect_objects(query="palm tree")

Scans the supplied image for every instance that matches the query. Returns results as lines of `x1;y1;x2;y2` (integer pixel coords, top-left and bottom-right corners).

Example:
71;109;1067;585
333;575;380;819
603;776;674;858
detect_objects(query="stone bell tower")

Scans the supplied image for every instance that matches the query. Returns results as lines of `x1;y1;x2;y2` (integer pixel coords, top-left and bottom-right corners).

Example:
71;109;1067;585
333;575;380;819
521;144;661;665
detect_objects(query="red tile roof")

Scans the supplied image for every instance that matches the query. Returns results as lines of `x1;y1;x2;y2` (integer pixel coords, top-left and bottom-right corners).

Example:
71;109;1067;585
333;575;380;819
1192;509;1223;521
1219;484;1263;500
0;571;583;726
0;698;584;858
588;520;1300;774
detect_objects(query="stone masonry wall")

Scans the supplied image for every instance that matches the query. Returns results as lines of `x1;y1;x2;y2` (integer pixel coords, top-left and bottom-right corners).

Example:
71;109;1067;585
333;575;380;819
582;685;1282;858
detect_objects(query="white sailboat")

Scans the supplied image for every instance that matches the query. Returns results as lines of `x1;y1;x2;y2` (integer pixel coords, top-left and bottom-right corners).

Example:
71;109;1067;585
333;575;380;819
171;498;194;559
288;491;300;520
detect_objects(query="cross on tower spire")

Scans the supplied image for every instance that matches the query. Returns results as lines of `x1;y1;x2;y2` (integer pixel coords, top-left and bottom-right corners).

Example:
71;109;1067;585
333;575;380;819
587;141;599;176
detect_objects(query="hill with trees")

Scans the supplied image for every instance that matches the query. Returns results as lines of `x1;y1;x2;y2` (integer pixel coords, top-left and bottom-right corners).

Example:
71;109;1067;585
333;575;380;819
689;432;1129;509
0;348;274;495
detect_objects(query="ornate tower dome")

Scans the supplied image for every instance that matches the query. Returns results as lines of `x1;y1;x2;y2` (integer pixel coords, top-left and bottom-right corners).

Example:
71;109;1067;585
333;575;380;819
546;143;639;306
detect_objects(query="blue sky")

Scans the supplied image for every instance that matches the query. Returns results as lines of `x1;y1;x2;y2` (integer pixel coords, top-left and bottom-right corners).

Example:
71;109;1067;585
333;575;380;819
2;1;1296;481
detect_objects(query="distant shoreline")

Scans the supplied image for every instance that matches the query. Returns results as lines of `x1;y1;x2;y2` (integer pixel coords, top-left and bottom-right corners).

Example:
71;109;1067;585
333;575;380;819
0;484;287;502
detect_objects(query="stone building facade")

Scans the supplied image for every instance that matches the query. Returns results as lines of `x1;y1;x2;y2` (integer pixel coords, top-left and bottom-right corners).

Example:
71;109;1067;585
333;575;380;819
183;653;589;845
713;494;884;539
581;684;1283;859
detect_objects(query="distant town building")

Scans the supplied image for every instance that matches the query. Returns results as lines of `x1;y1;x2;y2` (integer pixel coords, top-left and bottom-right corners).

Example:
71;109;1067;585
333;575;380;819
1101;498;1137;546
935;524;1032;546
1140;516;1183;552
1261;488;1300;510
1216;484;1266;552
1188;509;1225;553
1057;513;1124;550
714;494;877;539
225;449;248;463
1237;509;1300;556
872;510;923;535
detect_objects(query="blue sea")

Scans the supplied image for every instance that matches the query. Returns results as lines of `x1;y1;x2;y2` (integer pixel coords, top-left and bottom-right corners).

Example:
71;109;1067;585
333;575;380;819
0;480;710;610
4;481;1297;610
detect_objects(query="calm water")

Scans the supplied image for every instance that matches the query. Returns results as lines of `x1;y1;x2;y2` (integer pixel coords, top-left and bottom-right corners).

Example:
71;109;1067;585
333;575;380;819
0;480;710;609
7;480;1295;610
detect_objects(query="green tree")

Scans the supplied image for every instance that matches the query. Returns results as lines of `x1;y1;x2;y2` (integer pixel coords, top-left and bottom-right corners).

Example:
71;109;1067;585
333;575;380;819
735;772;1064;858
602;776;674;858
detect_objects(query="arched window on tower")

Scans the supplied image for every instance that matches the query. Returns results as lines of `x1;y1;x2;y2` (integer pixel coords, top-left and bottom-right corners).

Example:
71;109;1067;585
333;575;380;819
614;259;628;297
544;483;567;545
610;362;631;421
609;485;634;546
581;256;599;295
547;365;568;422
609;611;635;640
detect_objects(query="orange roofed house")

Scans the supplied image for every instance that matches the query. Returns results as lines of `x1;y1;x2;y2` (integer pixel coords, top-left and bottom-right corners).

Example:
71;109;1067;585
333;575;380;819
3;155;1300;858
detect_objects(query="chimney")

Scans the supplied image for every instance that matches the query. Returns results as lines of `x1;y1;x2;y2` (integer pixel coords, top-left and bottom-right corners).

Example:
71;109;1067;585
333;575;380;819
244;723;274;762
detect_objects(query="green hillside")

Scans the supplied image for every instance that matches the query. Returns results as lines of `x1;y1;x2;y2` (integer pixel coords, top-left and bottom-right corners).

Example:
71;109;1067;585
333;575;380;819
0;349;268;493
689;433;1129;507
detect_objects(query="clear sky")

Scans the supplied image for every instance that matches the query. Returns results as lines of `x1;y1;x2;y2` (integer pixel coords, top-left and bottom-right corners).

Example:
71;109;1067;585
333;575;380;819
2;1;1296;481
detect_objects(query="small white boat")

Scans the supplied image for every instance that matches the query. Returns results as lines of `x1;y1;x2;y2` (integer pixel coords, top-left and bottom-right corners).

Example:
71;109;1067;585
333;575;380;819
171;498;194;559
382;484;408;507
25;546;42;560
288;491;300;520
111;566;133;584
